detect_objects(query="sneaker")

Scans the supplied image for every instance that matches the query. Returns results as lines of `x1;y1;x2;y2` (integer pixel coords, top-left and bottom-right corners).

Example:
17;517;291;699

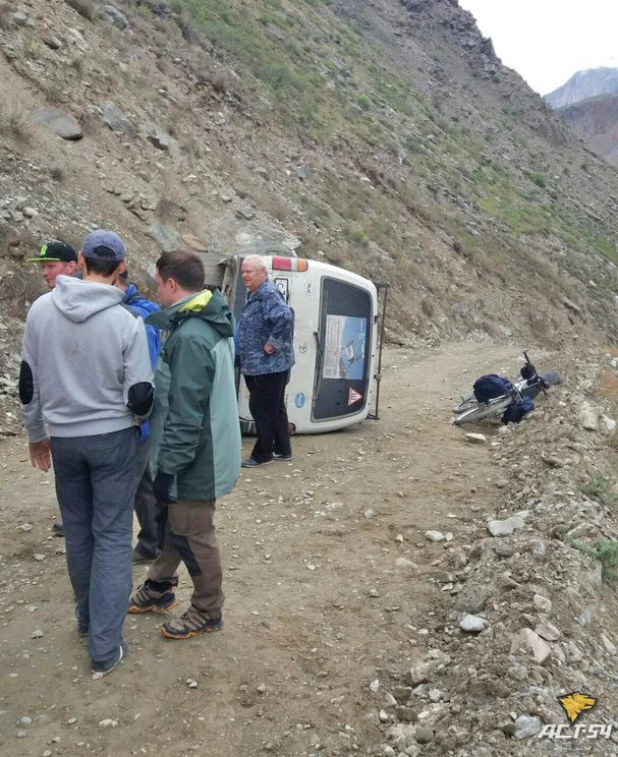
132;547;159;565
91;644;125;677
273;452;293;461
128;580;178;614
161;607;223;640
241;457;274;468
52;522;65;538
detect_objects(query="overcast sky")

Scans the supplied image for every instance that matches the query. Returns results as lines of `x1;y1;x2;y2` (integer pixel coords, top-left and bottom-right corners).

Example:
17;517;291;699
457;0;618;95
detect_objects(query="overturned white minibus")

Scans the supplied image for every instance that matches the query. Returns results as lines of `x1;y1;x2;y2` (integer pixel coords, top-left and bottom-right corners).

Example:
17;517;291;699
221;255;386;435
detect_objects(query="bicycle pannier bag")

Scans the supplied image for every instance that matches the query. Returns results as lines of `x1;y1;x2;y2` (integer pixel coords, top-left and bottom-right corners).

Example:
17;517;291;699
520;362;536;381
501;395;534;424
473;374;513;403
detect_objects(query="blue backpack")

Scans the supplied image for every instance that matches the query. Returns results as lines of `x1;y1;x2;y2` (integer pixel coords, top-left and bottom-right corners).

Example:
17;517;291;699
502;395;534;424
473;374;513;403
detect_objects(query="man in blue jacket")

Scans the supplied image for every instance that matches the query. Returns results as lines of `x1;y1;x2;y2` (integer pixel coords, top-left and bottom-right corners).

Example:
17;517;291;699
236;255;295;467
116;269;163;563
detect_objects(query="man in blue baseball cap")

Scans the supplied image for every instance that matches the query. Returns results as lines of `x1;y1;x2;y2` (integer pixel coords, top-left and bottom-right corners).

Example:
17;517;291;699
20;229;154;677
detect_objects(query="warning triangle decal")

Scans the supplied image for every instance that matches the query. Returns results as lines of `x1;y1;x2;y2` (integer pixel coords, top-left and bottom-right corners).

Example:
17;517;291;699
348;387;363;405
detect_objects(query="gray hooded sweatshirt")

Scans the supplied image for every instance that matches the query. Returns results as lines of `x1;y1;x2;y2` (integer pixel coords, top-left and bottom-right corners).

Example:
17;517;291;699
20;275;154;442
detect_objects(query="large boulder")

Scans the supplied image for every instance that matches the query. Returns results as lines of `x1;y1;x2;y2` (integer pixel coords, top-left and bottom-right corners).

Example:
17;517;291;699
33;107;82;140
102;103;136;135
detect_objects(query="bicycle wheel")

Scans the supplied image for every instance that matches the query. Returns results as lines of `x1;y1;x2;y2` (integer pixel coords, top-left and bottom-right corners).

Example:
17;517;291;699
521;370;562;400
452;395;512;426
539;369;561;386
452;394;478;414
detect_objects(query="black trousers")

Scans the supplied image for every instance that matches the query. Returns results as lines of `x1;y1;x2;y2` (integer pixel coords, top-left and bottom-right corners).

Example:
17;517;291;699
245;371;292;463
133;438;166;558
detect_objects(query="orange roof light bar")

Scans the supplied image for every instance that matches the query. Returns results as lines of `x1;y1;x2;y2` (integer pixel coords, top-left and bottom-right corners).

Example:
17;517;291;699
271;256;308;273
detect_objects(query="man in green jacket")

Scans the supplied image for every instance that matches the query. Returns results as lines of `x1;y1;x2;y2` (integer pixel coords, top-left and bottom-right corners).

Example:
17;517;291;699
128;250;241;639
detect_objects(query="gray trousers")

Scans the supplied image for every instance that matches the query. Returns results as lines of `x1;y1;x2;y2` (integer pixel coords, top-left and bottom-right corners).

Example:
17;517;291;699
133;439;164;557
51;428;136;665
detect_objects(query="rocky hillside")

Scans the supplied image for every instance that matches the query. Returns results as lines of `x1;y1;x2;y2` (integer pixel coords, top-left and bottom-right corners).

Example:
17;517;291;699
556;94;618;167
2;0;618;392
545;67;618;109
378;347;618;755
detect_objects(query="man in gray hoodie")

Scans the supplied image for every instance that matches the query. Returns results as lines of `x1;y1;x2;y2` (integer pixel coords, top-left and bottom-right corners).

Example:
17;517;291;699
19;230;154;677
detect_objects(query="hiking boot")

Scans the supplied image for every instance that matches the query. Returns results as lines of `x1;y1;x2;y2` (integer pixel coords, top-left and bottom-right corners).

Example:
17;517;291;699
241;457;274;468
91;643;126;678
128;579;178;614
273;452;293;461
161;606;223;640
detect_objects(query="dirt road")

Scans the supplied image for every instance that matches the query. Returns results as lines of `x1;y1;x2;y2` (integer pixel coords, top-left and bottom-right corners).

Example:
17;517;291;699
0;343;538;756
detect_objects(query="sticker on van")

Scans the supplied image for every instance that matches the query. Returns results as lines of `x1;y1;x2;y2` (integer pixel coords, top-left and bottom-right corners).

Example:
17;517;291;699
348;388;363;405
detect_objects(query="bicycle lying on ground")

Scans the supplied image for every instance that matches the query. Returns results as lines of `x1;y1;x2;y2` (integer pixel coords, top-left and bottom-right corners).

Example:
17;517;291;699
452;351;561;426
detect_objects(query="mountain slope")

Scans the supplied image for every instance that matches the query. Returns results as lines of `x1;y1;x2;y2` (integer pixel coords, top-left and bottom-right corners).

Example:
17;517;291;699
1;0;618;380
556;94;618;166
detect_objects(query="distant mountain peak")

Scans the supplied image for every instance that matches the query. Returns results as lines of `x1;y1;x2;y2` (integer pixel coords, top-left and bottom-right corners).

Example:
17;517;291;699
545;67;618;109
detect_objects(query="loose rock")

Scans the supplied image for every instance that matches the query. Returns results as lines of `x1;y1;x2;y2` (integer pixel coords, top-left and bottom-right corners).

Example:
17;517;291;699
487;516;525;537
513;715;542;739
460;614;488;633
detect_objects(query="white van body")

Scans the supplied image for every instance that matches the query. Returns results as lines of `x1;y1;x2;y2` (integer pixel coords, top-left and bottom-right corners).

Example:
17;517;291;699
223;256;379;434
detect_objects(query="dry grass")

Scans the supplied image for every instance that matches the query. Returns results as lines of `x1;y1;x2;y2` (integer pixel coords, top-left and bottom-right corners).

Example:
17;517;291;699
155;197;186;224
69;57;84;79
595;368;618;403
62;0;98;22
0;269;46;318
0;2;11;29
209;71;231;95
256;192;294;226
50;167;65;182
0;100;34;144
45;79;70;105
179;134;203;159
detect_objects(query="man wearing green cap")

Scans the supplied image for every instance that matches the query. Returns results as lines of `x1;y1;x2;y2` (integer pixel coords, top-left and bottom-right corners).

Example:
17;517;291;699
28;240;78;290
27;241;80;536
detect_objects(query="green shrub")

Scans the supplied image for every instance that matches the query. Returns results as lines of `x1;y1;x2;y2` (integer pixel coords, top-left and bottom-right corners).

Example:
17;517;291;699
580;472;617;504
572;539;618;582
137;4;154;20
347;227;367;245
529;172;547;189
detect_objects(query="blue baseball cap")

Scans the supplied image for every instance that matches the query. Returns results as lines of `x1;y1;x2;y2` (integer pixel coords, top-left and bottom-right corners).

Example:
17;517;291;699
81;230;126;262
